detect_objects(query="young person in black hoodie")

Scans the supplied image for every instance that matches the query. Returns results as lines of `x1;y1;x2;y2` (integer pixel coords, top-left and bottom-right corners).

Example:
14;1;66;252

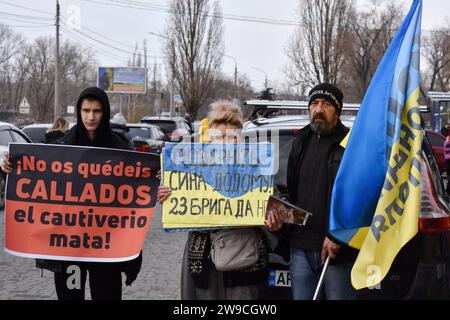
1;87;142;300
266;83;358;300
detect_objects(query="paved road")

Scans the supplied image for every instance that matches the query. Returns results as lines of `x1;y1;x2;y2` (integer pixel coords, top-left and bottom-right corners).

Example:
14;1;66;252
0;205;188;300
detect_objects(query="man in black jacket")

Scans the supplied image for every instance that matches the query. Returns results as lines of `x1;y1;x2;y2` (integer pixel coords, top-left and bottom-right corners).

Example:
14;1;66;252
2;87;142;300
51;87;142;300
266;83;358;300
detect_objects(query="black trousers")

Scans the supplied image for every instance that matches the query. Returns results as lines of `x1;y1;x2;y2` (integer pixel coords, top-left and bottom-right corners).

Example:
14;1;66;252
54;261;122;300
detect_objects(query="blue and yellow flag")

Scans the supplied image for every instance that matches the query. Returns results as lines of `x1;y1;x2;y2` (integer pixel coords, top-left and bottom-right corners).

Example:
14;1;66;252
329;0;422;290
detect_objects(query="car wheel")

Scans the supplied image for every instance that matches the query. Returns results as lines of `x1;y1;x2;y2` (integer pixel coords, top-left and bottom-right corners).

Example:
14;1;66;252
0;173;5;210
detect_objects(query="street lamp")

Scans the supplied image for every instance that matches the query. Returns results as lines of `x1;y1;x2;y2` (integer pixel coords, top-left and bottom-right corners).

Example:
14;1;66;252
251;66;268;89
221;53;238;100
147;31;175;117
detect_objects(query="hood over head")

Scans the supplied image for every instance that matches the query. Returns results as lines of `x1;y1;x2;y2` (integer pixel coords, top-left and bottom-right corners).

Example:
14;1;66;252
74;86;113;147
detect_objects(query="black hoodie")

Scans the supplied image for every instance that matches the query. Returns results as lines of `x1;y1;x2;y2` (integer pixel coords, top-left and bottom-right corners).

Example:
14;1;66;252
62;87;128;149
36;87;141;287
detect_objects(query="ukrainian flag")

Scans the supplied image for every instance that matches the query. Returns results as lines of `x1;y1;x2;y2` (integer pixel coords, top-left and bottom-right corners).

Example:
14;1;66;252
329;0;422;290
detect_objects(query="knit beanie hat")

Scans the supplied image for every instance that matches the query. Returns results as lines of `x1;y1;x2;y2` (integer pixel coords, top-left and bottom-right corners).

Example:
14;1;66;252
308;83;343;115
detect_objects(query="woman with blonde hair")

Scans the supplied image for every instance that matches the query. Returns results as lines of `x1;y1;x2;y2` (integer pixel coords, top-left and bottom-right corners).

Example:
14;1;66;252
157;100;269;300
45;117;68;144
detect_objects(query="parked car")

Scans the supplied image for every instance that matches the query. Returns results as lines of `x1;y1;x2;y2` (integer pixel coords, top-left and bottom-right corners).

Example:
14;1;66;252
140;116;192;142
242;113;450;300
22;122;75;143
425;129;446;175
21;123;52;143
126;123;165;154
0;122;32;209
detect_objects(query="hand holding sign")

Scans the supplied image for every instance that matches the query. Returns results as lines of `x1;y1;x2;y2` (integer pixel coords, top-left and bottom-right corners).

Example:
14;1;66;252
1;151;12;173
265;209;284;232
157;186;172;204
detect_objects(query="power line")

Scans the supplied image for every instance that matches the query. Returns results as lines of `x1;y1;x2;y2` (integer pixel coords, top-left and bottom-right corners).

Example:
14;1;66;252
61;26;128;62
0;16;53;25
60;21;163;61
112;0;299;25
0;0;53;16
0;22;53;28
59;15;161;54
0;2;163;58
81;0;299;26
61;25;129;64
65;24;137;55
0;11;53;22
0;0;299;27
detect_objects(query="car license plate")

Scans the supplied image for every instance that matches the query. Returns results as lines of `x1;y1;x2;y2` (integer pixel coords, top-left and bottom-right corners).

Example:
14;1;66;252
268;270;291;287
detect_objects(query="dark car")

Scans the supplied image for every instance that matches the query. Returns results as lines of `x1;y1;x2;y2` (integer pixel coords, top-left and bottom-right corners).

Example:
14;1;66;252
425;129;446;175
21;123;52;143
140;116;192;142
22;123;75;143
126;123;165;154
0;122;32;209
242;113;450;300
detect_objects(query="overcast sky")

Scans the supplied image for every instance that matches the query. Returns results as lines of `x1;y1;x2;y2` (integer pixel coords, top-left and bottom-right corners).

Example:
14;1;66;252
1;0;449;91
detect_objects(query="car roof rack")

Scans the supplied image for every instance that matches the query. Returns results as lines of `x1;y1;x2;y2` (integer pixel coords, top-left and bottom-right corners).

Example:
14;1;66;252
243;99;430;114
428;91;450;102
244;100;360;111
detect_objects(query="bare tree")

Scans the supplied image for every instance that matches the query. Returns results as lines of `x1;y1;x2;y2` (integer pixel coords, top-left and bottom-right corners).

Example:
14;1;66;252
123;40;165;121
342;0;403;101
9;49;30;112
26;37;56;121
285;0;354;88
0;25;26;111
423;23;450;92
164;0;224;119
194;73;256;120
0;25;24;65
26;37;97;121
59;40;97;113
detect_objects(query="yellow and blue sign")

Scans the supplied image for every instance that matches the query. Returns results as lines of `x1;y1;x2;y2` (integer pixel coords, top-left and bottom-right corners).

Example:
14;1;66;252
162;143;275;231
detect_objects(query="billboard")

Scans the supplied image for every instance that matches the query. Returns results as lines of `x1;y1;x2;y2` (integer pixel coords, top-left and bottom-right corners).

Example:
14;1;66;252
97;67;147;94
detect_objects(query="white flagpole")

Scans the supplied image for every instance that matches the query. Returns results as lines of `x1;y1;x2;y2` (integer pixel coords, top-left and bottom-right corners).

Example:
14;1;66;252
313;256;330;300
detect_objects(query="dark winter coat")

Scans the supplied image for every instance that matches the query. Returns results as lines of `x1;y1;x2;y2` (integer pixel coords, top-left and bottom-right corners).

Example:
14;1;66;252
277;120;358;264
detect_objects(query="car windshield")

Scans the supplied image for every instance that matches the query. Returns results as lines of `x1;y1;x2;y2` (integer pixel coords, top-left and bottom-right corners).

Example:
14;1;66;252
141;120;176;134
152;127;165;140
22;127;48;142
128;127;153;139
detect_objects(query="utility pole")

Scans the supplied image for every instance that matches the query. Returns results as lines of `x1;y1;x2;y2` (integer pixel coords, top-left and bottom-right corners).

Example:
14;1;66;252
54;0;61;120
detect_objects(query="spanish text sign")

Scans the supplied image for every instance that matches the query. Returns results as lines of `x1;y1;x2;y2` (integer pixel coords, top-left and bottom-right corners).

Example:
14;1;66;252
4;143;160;262
162;143;275;230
